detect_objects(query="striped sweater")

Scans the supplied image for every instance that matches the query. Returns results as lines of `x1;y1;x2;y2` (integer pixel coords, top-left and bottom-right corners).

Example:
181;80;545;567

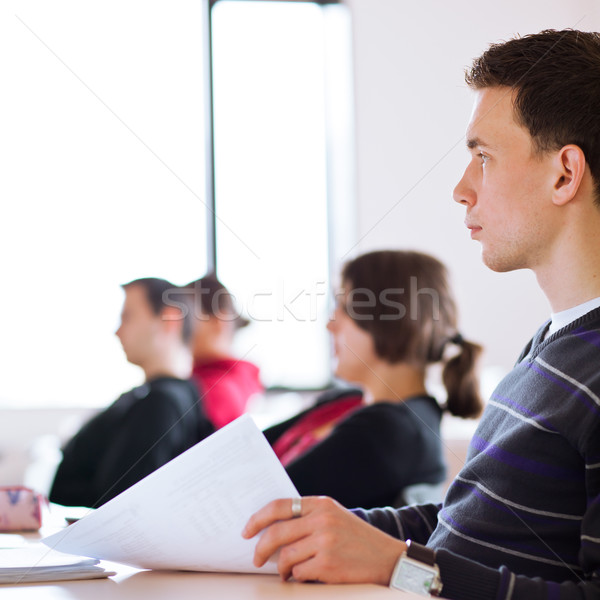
355;307;600;599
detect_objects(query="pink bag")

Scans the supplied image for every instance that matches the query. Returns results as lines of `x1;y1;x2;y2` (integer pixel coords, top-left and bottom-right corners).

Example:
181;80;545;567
0;486;44;532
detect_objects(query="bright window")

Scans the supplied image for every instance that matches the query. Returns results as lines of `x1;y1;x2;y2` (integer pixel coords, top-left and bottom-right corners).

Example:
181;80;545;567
1;1;207;407
211;0;354;388
1;0;354;407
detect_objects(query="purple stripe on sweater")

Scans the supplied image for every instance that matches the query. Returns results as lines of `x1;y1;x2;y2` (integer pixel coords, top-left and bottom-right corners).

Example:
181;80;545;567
528;362;600;417
574;327;600;351
471;435;580;481
490;393;557;431
440;509;578;563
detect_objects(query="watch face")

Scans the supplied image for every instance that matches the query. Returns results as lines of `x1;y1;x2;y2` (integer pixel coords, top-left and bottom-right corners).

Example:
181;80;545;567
391;557;436;596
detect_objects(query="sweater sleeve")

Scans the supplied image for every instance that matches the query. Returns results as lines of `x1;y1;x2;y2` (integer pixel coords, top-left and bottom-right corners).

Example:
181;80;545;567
358;432;600;600
355;502;600;599
435;547;600;600
284;404;434;508
352;503;442;545
438;429;600;599
432;412;600;600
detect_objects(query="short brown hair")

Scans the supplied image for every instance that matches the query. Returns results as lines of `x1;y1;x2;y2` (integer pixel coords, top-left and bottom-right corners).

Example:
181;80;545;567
122;277;194;343
465;29;600;203
341;251;482;418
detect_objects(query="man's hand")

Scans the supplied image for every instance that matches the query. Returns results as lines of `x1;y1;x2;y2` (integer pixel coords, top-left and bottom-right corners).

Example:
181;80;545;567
242;496;406;585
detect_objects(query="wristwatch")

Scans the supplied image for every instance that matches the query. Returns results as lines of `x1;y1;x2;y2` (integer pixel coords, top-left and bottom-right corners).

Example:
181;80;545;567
389;539;443;596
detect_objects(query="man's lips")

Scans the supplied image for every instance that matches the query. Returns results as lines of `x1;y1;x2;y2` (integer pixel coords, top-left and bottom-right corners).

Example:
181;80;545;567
465;222;482;238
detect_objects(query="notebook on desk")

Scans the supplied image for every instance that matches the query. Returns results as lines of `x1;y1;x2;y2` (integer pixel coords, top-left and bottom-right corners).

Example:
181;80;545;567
0;544;115;584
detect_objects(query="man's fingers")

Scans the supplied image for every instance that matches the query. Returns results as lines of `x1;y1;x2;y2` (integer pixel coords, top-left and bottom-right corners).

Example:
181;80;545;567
289;555;325;583
241;495;402;585
243;496;327;539
242;496;342;570
242;498;291;539
277;533;318;580
253;514;313;567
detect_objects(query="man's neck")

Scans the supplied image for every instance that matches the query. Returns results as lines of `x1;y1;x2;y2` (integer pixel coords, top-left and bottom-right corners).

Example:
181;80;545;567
534;201;600;312
142;349;193;382
536;250;600;313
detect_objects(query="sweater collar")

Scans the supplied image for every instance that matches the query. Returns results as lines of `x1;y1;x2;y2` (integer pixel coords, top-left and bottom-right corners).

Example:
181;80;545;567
518;304;600;364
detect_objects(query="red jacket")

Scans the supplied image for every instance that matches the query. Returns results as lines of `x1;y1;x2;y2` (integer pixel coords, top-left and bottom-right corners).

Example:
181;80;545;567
192;359;263;429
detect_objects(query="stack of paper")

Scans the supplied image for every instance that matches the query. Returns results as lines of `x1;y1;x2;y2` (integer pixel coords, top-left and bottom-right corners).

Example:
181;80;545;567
0;544;115;584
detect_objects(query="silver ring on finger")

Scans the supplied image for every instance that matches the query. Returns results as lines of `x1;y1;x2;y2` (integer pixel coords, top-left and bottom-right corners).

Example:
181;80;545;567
291;497;302;518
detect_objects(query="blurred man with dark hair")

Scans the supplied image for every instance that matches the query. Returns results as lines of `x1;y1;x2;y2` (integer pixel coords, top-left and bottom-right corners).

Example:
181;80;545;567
50;278;214;508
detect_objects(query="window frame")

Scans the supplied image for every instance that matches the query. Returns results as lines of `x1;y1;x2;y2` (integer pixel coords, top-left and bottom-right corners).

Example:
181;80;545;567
202;0;350;275
202;0;356;391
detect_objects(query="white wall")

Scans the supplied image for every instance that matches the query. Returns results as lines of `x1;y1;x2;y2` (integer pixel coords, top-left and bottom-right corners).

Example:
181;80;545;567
347;0;600;377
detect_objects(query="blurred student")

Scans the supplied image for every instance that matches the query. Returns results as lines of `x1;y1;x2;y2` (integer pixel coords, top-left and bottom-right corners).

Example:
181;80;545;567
187;274;263;429
49;278;214;508
263;250;482;509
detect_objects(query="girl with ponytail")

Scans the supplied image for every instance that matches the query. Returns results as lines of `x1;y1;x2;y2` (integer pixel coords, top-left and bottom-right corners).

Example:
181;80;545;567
264;250;482;509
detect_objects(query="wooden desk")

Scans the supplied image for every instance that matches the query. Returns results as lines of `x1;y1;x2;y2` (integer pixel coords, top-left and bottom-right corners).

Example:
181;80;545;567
1;566;422;599
1;519;422;600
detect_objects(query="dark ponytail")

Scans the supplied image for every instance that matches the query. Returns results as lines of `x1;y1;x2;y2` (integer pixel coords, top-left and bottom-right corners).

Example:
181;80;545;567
442;338;483;418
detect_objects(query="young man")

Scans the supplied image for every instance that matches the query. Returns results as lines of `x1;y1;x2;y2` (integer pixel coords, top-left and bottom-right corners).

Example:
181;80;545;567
50;278;214;508
242;30;600;599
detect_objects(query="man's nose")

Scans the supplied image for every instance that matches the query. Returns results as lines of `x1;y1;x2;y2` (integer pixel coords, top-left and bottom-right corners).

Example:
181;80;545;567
326;313;338;332
453;165;476;207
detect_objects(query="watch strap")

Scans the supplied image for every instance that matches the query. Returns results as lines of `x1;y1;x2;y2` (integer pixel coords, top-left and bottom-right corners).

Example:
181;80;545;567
406;539;436;566
390;540;443;596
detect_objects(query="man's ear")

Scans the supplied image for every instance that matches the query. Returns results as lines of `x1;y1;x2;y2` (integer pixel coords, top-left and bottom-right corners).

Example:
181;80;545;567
161;306;185;335
552;144;586;206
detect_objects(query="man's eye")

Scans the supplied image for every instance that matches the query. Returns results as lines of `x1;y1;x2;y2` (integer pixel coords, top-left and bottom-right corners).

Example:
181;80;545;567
478;153;489;164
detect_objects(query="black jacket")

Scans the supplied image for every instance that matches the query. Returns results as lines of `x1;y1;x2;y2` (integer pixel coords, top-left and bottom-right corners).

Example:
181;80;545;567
49;377;214;508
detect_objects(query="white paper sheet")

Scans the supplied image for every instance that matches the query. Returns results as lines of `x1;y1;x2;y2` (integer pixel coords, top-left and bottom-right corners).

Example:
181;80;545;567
0;544;115;584
42;415;298;574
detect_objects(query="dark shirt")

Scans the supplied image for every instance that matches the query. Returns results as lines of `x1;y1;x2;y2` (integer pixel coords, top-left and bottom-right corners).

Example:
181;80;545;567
49;377;214;508
265;392;445;509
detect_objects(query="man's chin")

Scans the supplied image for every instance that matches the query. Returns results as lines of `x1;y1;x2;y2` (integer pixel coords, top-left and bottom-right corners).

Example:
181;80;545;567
481;249;521;273
123;353;141;367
